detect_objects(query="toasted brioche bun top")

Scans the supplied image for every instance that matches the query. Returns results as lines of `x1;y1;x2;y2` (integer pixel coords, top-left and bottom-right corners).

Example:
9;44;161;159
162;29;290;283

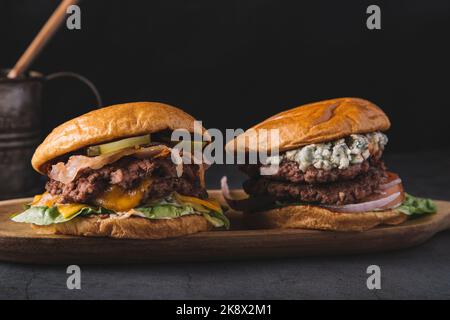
32;102;205;173
226;97;390;153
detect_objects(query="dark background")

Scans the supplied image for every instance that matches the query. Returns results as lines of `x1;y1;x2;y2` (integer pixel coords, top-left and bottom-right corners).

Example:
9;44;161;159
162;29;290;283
1;1;450;300
1;0;450;152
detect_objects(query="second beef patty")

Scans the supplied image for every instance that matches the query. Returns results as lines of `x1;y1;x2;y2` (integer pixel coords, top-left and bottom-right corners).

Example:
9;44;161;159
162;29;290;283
243;165;387;205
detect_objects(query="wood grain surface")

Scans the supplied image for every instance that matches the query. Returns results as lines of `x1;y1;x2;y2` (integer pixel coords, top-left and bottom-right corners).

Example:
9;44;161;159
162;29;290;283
0;190;449;264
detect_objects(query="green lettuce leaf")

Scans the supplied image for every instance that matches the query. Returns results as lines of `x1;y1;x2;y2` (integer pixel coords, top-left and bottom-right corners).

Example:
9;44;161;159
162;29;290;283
12;196;230;229
11;205;111;226
78;206;113;216
397;193;437;216
136;203;230;229
12;206;65;225
135;204;195;219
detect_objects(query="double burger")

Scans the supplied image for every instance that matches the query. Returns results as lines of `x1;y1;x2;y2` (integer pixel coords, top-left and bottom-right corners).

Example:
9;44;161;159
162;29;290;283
223;98;436;231
12;102;228;239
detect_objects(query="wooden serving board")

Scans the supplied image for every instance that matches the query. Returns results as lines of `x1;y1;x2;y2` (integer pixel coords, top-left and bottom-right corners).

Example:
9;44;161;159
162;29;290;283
0;191;449;264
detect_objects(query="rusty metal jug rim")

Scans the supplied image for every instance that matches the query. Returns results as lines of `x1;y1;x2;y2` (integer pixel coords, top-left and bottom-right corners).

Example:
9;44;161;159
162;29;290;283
0;69;102;106
0;69;44;83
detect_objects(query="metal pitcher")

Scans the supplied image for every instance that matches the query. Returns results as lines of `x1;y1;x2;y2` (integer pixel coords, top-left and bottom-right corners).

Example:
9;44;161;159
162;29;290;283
0;69;101;200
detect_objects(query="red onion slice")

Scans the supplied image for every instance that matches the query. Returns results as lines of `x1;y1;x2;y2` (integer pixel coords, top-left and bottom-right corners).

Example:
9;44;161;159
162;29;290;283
221;176;275;211
321;191;402;213
379;172;402;190
380;178;402;190
220;176;234;200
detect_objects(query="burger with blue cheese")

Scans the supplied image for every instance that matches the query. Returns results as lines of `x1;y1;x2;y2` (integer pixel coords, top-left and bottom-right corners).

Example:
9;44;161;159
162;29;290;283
223;98;436;231
12;102;228;239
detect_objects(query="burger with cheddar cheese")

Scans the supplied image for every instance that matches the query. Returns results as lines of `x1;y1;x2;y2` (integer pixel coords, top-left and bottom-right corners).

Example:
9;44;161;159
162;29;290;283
12;102;228;239
223;98;436;231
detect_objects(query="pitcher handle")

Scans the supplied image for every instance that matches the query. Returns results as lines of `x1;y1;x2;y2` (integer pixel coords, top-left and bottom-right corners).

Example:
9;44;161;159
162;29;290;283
45;71;103;107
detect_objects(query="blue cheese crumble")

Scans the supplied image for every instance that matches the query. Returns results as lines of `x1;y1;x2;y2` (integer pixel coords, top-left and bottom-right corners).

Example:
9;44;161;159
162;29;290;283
264;132;388;172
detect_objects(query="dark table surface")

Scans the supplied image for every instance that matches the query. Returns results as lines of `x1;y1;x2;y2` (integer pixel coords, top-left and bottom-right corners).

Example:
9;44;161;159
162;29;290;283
1;150;449;300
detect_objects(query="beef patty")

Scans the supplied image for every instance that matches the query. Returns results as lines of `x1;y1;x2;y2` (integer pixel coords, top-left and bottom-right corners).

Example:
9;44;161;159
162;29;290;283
243;166;387;205
45;156;206;204
240;154;384;185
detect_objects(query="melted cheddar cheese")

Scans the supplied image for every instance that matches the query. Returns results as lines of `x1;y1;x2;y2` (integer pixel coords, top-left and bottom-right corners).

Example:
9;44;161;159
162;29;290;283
32;192;60;207
31;193;87;218
94;179;152;212
30;178;219;218
56;204;86;219
174;193;222;213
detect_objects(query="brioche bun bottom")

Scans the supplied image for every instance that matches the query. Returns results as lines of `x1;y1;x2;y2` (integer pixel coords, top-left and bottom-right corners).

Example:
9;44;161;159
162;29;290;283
32;214;212;239
243;205;407;232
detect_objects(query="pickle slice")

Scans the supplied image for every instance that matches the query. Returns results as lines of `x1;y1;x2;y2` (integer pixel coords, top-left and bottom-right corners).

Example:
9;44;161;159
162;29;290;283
87;145;101;157
87;134;151;156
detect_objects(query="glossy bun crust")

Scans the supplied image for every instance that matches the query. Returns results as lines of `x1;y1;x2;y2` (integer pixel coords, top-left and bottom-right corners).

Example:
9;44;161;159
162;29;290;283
32;214;212;239
227;97;391;153
243;205;407;232
32;102;204;173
